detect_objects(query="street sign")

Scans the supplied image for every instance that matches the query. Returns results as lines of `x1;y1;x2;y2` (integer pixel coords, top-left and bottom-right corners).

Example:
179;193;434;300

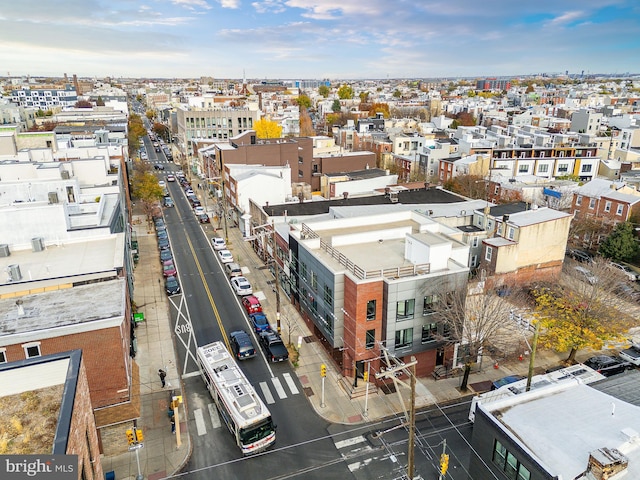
128;442;144;451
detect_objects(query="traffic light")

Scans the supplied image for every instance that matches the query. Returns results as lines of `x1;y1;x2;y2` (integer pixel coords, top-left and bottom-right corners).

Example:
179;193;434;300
320;364;327;377
126;429;135;445
135;428;144;443
440;453;449;475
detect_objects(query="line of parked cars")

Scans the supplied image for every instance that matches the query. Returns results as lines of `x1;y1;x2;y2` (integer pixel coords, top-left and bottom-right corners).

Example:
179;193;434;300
211;235;289;363
154;216;181;296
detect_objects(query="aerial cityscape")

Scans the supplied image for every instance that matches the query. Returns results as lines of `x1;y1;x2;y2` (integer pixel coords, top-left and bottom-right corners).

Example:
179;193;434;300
1;2;640;480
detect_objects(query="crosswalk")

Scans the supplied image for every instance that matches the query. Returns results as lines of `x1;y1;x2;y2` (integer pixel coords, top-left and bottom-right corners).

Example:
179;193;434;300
192;373;300;436
333;434;400;475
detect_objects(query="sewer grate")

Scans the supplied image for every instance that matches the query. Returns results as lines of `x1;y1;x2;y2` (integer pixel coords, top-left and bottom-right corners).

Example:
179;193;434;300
303;387;314;397
303;336;315;344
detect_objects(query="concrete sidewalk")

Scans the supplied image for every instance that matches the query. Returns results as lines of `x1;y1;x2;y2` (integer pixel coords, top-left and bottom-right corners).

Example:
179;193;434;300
101;215;190;480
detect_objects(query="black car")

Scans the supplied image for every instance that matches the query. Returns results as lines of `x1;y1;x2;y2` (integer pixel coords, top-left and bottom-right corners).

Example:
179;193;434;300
157;237;170;250
165;275;181;295
229;330;256;360
583;355;631;377
197;213;210;223
154;164;165;170
566;249;593;264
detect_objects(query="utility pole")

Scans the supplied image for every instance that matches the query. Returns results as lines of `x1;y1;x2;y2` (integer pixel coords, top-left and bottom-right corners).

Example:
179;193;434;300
526;320;541;392
271;221;281;334
375;352;418;480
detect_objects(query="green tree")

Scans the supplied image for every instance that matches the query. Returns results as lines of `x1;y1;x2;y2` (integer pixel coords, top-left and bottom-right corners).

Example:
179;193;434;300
393;89;402;98
359;91;370;103
367;103;390;118
146;110;155;121
331;99;341;113
254;118;282;139
337;84;353;100
127;114;146;156
318;85;330;98
599;221;639;262
296;94;312;109
130;161;165;224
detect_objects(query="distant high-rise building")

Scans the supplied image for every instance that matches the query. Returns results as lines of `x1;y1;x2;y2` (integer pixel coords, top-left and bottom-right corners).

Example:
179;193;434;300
476;78;511;91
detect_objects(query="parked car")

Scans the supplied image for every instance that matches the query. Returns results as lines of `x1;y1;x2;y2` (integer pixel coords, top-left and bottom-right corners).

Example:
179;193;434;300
217;249;233;263
197;213;210;224
163;196;174;208
230;276;253;295
160;249;173;264
491;375;526;391
229;330;256;360
242;295;262;314
619;344;640;366
156;230;168;240
162;261;177;277
613;282;640;300
211;237;226;250
154;218;165;228
157;237;170;250
225;262;242;277
259;331;289;362
249;313;271;333
583;355;631;377
194;206;205;216
574;266;598;285
609;262;638;282
166;174;175;182
566;249;593;264
165;275;181;295
158;180;166;188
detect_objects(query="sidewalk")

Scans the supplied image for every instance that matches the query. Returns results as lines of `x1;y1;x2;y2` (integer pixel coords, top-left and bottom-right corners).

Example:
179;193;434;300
217;195;568;425
101;215;190;480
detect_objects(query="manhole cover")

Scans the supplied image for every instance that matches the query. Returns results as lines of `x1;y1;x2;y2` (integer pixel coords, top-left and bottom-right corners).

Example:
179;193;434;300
303;387;314;397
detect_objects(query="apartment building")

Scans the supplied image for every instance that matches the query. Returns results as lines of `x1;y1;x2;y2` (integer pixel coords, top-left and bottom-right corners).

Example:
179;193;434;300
289;211;470;381
10;85;77;109
571;178;640;225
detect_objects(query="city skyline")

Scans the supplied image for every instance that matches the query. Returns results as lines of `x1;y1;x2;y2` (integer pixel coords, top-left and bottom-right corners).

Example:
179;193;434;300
1;0;639;80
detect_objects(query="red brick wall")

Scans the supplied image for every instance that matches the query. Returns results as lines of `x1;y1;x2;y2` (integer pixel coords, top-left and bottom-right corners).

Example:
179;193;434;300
2;324;130;408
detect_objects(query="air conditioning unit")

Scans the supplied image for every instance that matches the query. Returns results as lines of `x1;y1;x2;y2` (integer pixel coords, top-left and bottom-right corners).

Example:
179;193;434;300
61;170;70;179
8;264;22;281
0;244;10;257
31;237;45;252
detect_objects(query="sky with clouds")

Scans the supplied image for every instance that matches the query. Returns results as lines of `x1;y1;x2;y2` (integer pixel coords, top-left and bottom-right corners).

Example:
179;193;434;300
1;0;639;80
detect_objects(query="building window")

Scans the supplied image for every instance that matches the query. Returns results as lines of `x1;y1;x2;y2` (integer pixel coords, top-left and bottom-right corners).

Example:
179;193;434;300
576;195;582;206
395;328;413;348
323;285;333;307
589;198;596;209
538;164;548;173
310;271;318;290
23;342;41;358
581;164;592;173
617;204;624;216
471;254;478;267
507;227;515;240
518;164;528;173
423;295;438;315
0;348;6;364
421;323;438;343
472;237;479;248
300;262;308;281
366;300;376;320
396;299;415;320
558;163;568;172
604;201;611;212
493;439;531;480
365;329;375;349
485;246;493;262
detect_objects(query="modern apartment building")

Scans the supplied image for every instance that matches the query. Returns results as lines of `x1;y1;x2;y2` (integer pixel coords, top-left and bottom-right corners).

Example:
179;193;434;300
10;85;77;109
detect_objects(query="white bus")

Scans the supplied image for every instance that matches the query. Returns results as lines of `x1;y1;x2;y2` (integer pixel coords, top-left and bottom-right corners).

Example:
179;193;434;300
197;341;276;455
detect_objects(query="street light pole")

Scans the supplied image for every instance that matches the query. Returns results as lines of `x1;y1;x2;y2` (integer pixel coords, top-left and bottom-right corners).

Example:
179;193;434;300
272;221;281;334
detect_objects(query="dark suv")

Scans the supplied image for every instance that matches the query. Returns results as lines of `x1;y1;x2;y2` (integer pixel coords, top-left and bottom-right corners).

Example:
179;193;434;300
229;330;256;360
566;249;593;264
583;355;631;377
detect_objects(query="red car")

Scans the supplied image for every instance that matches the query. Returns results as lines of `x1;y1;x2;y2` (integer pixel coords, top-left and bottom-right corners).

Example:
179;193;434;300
162;261;177;277
241;295;262;314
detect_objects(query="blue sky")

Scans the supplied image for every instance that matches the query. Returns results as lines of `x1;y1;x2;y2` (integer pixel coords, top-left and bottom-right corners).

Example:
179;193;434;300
1;0;639;80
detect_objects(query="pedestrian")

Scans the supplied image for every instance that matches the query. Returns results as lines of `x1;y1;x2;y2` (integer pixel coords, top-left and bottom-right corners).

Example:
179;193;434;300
170;417;176;434
158;369;167;388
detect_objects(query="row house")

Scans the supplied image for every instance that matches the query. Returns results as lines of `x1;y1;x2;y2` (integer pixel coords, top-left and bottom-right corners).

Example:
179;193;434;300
571;178;640;227
476;203;572;287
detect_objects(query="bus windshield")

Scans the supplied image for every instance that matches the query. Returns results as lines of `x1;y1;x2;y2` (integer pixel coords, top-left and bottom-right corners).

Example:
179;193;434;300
239;417;274;444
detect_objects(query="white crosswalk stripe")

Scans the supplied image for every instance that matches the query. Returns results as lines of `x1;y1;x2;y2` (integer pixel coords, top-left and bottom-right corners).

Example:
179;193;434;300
260;381;276;404
333;434;378;474
283;373;299;394
208;402;221;429
194;408;207;436
271;377;287;399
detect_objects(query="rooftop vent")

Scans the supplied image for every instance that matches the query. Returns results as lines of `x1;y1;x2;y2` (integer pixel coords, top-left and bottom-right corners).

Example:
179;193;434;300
0;244;10;257
31;237;45;252
8;264;22;282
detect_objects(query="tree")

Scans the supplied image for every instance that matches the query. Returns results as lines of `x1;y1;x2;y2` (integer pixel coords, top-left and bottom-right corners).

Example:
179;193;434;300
568;215;610;251
74;100;93;108
254;118;282;139
299;108;315;136
127;114;146;156
442;175;487;199
359;91;370;104
437;287;518;391
393;89;402;98
337;84;353;100
331;99;341;113
130;161;165;225
96;96;105;107
318;85;330;98
368;103;390;118
152;122;171;142
532;262;635;364
599;222;639;262
145;110;155;121
296;94;312;109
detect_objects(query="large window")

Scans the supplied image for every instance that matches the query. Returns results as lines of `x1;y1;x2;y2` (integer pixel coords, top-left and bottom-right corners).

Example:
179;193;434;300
421;323;438;343
365;329;375;349
493;440;531;480
323;285;333;307
300;262;308;281
310;271;318;290
366;300;376;320
485;246;493;262
23;342;41;359
395;328;413;348
423;295;438;315
617;204;624;216
396;299;415;320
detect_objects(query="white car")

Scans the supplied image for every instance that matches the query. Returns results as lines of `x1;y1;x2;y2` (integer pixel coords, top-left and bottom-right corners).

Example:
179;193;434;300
211;237;226;250
575;266;598;285
218;249;234;263
166;174;175;182
230;276;253;295
194;206;205;216
158;180;166;188
610;262;638;282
